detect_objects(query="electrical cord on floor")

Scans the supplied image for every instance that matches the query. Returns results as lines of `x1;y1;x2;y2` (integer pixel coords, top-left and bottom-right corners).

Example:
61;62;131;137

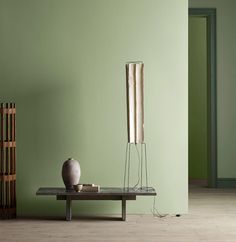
152;196;168;218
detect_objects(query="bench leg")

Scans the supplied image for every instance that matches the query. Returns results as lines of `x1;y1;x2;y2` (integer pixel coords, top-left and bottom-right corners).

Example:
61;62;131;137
122;197;126;221
66;196;72;221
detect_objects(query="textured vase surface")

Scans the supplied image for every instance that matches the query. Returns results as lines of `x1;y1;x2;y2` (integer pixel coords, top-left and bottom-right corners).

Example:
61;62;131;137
62;158;81;190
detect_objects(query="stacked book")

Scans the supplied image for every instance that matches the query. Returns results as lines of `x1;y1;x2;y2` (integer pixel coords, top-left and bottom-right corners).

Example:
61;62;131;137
73;184;100;192
82;184;100;192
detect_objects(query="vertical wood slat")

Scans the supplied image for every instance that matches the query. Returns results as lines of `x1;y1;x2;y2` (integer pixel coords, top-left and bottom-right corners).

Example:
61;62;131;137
5;103;7;209
0;103;16;219
6;103;9;209
13;103;16;208
8;103;10;209
10;103;13;207
3;103;5;210
0;103;3;210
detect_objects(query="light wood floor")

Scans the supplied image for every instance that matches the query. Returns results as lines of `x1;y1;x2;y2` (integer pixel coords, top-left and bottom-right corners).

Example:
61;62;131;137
1;186;236;242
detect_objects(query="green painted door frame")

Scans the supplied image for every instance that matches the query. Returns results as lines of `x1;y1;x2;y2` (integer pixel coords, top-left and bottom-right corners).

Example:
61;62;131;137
189;8;217;188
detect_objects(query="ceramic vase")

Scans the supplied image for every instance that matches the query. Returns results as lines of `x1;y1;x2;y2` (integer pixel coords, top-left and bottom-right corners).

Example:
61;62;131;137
62;158;81;191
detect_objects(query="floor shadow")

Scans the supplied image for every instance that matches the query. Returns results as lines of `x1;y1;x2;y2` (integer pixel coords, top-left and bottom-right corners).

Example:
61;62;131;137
17;215;123;221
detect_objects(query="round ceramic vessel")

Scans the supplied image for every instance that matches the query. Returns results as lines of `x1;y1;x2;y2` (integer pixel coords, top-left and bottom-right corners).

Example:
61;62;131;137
62;158;81;191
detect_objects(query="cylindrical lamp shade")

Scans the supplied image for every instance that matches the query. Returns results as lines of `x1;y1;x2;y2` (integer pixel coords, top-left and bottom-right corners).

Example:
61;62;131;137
126;62;144;144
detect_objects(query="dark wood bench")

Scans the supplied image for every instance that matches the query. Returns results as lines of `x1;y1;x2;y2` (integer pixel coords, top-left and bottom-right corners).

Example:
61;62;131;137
36;187;156;221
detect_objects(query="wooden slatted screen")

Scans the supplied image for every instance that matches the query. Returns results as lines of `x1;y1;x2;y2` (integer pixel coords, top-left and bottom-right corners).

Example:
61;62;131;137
0;103;16;219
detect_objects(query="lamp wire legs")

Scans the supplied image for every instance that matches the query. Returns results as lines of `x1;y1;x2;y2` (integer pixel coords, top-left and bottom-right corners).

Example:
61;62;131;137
123;142;149;191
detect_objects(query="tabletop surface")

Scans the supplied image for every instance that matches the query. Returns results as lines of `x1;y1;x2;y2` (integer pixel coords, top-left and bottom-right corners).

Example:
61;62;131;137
36;187;156;196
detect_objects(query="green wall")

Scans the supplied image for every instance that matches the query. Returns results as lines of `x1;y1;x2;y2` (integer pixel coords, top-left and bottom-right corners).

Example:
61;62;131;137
0;0;188;216
188;17;208;179
189;0;236;179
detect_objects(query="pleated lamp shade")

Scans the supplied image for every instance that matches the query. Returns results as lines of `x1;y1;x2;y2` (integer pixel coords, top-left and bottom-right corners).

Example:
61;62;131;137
126;62;144;144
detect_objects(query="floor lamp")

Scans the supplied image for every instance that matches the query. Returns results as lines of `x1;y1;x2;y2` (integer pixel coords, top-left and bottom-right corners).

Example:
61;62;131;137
123;62;149;191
